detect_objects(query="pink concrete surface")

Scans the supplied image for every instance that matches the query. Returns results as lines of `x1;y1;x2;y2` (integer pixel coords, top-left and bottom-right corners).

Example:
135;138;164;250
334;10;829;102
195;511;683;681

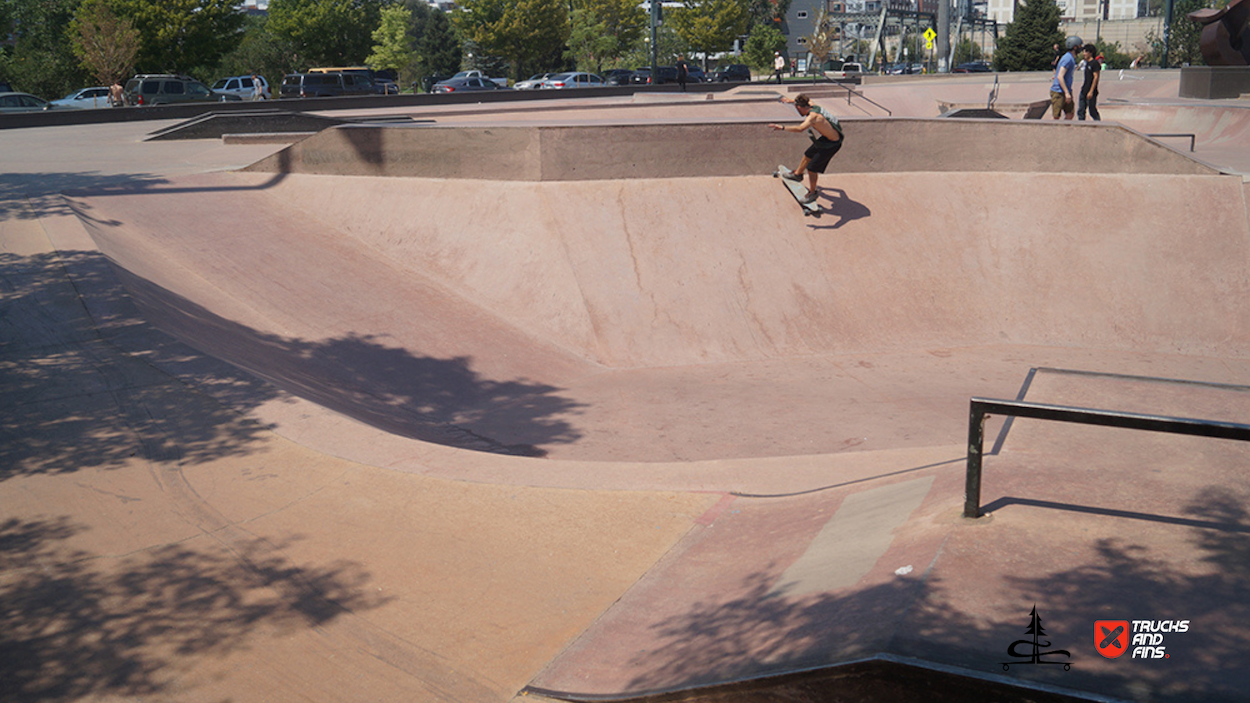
5;76;1250;703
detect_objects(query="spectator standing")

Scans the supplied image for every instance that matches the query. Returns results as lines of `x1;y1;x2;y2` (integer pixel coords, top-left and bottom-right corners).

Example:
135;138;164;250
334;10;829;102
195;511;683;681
774;52;785;84
1049;36;1082;120
1079;44;1102;121
676;56;689;92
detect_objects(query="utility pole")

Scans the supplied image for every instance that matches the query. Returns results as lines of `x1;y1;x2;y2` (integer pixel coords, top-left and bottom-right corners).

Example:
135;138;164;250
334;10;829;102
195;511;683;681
938;0;950;72
651;0;660;80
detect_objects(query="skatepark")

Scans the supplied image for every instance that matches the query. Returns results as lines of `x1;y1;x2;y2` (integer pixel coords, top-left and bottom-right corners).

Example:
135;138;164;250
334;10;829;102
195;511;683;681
2;70;1249;702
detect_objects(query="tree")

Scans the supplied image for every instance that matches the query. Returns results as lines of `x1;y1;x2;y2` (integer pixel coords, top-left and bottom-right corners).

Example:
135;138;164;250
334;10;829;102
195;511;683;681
669;0;749;70
367;4;416;80
745;0;789;32
453;0;569;79
565;8;615;73
267;0;388;68
805;9;837;71
70;0;140;85
415;6;461;80
97;0;245;75
742;22;785;72
1166;0;1211;67
572;0;646;67
994;0;1063;72
0;0;89;98
952;37;984;65
211;14;300;90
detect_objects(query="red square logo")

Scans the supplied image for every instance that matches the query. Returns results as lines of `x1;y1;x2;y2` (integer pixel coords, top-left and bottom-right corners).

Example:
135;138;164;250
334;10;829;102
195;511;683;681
1094;620;1130;658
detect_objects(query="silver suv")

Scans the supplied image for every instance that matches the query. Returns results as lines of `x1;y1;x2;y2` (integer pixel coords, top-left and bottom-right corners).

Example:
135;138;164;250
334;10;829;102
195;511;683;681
211;75;271;100
123;74;239;106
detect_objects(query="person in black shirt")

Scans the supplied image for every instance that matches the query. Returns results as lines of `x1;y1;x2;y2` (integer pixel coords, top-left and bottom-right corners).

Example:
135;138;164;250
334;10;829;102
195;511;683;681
1078;43;1101;121
676;56;689;92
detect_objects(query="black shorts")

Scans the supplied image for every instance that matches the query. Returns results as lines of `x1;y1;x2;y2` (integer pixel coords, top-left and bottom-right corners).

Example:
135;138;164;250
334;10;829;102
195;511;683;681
804;137;843;174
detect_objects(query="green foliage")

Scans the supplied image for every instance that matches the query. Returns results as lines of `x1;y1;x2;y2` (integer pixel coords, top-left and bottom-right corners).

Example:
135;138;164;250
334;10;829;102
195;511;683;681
952;37;984;65
742;22;784;71
211;14;300;90
0;0;89;98
367;5;415;75
994;0;1063;72
1094;39;1131;69
617;23;687;69
267;0;387;69
565;8;614;73
744;0;788;33
415;7;461;80
669;0;748;65
103;0;246;75
572;0;646;68
1167;0;1210;66
70;0;140;85
453;0;569;79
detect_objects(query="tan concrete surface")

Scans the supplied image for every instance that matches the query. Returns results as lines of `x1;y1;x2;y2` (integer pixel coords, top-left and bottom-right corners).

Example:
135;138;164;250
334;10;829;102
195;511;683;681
4;75;1250;703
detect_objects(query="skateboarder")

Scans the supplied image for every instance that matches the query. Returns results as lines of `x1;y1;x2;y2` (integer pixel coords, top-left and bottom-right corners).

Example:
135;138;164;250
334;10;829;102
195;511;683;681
768;94;843;204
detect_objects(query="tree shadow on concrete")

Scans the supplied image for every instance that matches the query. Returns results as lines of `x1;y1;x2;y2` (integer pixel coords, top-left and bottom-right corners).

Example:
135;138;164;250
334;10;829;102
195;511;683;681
0;515;389;702
0;249;282;480
621;488;1250;702
0;173;169;222
1;247;582;482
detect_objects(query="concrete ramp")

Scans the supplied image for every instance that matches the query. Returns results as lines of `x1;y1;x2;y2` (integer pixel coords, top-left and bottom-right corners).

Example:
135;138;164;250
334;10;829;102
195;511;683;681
66;120;1250;463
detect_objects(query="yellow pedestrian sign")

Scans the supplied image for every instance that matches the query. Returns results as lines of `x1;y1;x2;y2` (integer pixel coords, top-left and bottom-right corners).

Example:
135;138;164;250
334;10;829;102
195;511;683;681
923;27;936;50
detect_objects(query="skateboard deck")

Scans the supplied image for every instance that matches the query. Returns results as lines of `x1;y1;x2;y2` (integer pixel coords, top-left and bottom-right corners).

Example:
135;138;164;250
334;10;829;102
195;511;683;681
773;165;821;217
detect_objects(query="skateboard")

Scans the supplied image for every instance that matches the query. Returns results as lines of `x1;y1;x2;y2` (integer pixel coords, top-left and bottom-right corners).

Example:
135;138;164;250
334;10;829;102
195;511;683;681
773;165;821;217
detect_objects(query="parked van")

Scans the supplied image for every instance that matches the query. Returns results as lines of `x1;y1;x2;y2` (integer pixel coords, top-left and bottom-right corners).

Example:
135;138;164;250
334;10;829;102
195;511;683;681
279;72;378;98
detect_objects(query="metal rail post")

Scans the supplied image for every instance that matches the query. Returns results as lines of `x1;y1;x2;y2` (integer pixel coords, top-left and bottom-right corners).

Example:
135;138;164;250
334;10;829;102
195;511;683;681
963;402;988;518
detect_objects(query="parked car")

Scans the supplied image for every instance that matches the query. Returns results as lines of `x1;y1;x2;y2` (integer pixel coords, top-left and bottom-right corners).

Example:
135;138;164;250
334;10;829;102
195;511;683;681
541;72;604;89
51;86;111;109
279;72;378;98
713;64;751;82
430;75;511;93
448;70;509;88
602;69;635;86
953;61;993;73
0;91;56;112
515;73;558;90
630;68;651;84
647;66;679;84
123;75;239;106
374;77;400;94
825;62;865;81
686;67;706;83
211;75;270;100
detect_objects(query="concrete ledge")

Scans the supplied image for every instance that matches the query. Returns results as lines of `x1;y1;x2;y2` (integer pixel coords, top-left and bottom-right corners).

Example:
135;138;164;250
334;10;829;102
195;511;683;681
242;118;1224;180
222;132;316;145
1180;65;1250;100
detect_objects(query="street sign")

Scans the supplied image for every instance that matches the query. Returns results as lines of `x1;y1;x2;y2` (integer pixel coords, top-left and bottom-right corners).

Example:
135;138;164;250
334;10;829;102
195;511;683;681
923;27;936;51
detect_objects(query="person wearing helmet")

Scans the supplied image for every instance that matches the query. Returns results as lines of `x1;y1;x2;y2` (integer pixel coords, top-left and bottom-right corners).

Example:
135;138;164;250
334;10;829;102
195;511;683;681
1050;36;1083;120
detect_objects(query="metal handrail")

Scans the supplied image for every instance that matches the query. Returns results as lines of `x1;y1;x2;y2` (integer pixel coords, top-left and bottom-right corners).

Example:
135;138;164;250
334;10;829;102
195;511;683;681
842;84;893;116
1147;133;1196;152
963;397;1250;518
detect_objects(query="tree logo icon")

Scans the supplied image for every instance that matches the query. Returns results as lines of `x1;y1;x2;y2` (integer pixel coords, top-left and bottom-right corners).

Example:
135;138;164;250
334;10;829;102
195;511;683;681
1002;605;1072;671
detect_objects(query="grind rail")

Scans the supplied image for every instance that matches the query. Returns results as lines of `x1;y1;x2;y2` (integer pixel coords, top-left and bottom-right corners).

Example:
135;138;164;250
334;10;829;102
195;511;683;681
963;396;1250;519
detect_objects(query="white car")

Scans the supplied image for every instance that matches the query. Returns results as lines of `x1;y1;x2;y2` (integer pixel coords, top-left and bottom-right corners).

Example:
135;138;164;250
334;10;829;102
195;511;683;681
51;87;111;109
541;72;604;89
515;73;557;90
211;75;270;100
